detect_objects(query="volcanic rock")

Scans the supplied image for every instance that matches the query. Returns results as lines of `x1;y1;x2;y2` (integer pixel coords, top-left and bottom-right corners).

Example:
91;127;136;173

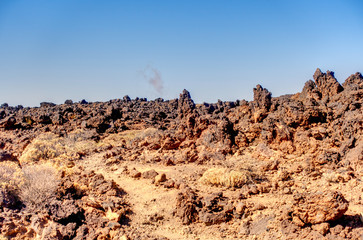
253;84;272;110
0;150;18;163
0;69;362;239
292;191;349;226
313;68;343;100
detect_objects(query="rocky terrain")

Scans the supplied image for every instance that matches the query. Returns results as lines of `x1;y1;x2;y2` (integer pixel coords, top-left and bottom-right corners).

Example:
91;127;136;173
0;68;362;239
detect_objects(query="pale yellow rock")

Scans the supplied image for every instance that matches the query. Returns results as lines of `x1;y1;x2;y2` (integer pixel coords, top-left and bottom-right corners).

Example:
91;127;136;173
105;208;122;222
120;235;129;240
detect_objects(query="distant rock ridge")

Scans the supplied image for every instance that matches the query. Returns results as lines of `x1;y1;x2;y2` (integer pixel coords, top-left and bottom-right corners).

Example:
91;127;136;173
0;68;362;161
0;68;362;239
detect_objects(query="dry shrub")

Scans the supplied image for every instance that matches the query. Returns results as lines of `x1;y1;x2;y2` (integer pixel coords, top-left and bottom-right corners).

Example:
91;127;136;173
19;163;59;209
0;162;21;187
1;162;60;209
199;168;254;188
99;130;142;149
0;162;22;208
19;129;96;165
101;128;162;147
132;127;161;141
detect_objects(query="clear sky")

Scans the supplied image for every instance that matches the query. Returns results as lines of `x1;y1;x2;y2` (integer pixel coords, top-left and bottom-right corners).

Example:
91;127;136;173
1;0;362;107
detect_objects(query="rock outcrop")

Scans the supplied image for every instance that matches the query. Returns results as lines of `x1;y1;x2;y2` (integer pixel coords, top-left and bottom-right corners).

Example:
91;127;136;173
313;68;343;100
292;191;349;226
0;69;362;239
0;168;130;239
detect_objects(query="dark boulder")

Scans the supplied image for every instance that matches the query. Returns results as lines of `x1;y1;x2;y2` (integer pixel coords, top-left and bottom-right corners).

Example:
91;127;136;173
0;117;16;129
40;102;56;108
64;100;73;105
0;150;18;163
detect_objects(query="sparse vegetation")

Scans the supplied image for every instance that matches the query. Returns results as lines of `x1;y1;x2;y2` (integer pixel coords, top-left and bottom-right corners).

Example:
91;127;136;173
1;162;59;210
18;163;59;210
199;168;254;188
19;129;96;165
0;162;22;208
132;127;162;142
101;128;162;147
0;162;21;187
0;68;362;239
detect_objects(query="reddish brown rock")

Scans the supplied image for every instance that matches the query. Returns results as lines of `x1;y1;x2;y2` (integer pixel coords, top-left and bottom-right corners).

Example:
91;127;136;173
313;68;343;99
178;89;195;118
175;187;200;225
0;69;362;239
253;84;272;110
342;72;363;89
128;168;141;178
154;173;167;184
141;169;158;179
311;222;330;235
292;191;349;226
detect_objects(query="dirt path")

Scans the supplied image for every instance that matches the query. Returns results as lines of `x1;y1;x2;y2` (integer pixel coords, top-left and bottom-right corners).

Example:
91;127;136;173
79;155;207;239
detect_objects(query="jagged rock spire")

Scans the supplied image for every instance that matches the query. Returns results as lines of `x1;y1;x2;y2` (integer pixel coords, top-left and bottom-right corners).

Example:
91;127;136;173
342;72;363;89
177;89;195;117
253;84;272;110
313;68;343;98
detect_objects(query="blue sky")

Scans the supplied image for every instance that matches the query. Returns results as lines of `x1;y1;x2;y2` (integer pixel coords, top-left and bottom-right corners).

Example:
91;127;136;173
0;0;362;106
